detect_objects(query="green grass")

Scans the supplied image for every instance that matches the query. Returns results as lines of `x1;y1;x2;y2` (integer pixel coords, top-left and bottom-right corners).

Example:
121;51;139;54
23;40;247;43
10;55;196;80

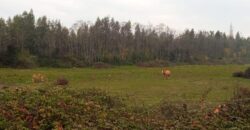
1;65;250;106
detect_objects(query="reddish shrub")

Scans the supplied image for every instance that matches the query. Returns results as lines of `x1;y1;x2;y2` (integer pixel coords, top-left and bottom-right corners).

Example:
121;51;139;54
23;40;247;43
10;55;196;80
55;77;69;86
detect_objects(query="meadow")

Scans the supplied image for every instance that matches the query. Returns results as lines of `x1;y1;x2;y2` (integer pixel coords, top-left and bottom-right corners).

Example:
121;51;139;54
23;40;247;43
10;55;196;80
1;65;250;107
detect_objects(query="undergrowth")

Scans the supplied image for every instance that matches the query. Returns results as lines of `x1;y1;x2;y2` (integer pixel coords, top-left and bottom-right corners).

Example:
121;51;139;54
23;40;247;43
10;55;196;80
0;85;249;129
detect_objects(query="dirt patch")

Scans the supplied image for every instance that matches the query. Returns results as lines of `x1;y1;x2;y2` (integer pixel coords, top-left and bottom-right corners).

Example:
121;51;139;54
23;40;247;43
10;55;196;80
0;83;7;89
0;84;3;88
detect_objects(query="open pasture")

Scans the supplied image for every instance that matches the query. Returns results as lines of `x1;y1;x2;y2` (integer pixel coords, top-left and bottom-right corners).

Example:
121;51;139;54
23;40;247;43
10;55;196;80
1;65;250;106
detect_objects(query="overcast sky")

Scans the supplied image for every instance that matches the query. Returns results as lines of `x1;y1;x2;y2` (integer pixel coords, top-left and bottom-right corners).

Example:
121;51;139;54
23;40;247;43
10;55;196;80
0;0;250;36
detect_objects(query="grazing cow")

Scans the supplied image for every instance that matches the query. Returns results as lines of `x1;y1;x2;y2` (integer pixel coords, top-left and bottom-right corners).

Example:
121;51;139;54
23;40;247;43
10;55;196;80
162;68;171;79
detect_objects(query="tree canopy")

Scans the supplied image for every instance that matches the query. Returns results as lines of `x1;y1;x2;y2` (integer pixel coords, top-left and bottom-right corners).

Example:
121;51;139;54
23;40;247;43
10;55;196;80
0;10;250;68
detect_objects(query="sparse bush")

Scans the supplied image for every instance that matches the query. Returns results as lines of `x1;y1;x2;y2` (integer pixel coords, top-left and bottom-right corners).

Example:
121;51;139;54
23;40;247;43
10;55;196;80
0;87;168;129
54;56;87;68
214;87;250;128
159;102;189;120
38;57;86;68
244;67;250;78
0;85;250;129
233;67;250;79
155;87;250;129
233;71;245;77
233;87;250;102
63;56;87;67
55;77;69;86
17;50;37;68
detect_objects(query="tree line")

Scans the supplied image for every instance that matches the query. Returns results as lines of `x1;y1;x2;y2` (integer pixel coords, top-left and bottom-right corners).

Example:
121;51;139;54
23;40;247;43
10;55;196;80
0;10;250;68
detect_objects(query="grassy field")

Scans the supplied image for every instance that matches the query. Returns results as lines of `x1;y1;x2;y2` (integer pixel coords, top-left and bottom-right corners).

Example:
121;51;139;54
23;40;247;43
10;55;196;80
1;65;250;106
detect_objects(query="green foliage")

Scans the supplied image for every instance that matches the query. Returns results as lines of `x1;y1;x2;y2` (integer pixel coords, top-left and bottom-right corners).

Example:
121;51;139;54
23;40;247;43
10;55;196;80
156;87;250;129
0;87;167;129
0;86;249;129
2;44;19;67
38;56;86;68
17;50;37;68
1;10;250;67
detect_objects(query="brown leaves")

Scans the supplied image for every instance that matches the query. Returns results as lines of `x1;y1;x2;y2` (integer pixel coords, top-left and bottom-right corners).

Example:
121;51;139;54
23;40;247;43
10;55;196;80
55;77;69;86
55;122;63;130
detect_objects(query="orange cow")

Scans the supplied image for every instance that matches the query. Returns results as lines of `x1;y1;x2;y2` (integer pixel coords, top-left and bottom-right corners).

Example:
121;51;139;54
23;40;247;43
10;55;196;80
162;68;171;79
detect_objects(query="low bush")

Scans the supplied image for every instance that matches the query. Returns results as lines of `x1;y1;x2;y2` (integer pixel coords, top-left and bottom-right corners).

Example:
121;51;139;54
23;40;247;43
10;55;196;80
38;57;87;68
160;87;250;129
0;87;167;129
55;77;69;86
232;71;245;78
16;50;37;69
233;67;250;79
0;86;249;129
244;67;250;78
214;87;250;129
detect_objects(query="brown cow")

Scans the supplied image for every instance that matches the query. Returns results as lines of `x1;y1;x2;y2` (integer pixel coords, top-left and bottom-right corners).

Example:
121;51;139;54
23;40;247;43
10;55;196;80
162;68;171;79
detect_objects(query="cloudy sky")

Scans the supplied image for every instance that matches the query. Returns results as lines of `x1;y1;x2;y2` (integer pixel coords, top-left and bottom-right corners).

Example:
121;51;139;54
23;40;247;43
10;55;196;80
0;0;249;36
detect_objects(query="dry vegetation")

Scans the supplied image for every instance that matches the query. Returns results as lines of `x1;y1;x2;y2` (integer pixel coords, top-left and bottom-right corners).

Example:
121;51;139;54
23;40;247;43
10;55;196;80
0;85;249;129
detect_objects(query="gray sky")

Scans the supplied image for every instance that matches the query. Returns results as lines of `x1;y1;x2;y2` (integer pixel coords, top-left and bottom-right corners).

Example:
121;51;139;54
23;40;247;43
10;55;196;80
0;0;250;36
